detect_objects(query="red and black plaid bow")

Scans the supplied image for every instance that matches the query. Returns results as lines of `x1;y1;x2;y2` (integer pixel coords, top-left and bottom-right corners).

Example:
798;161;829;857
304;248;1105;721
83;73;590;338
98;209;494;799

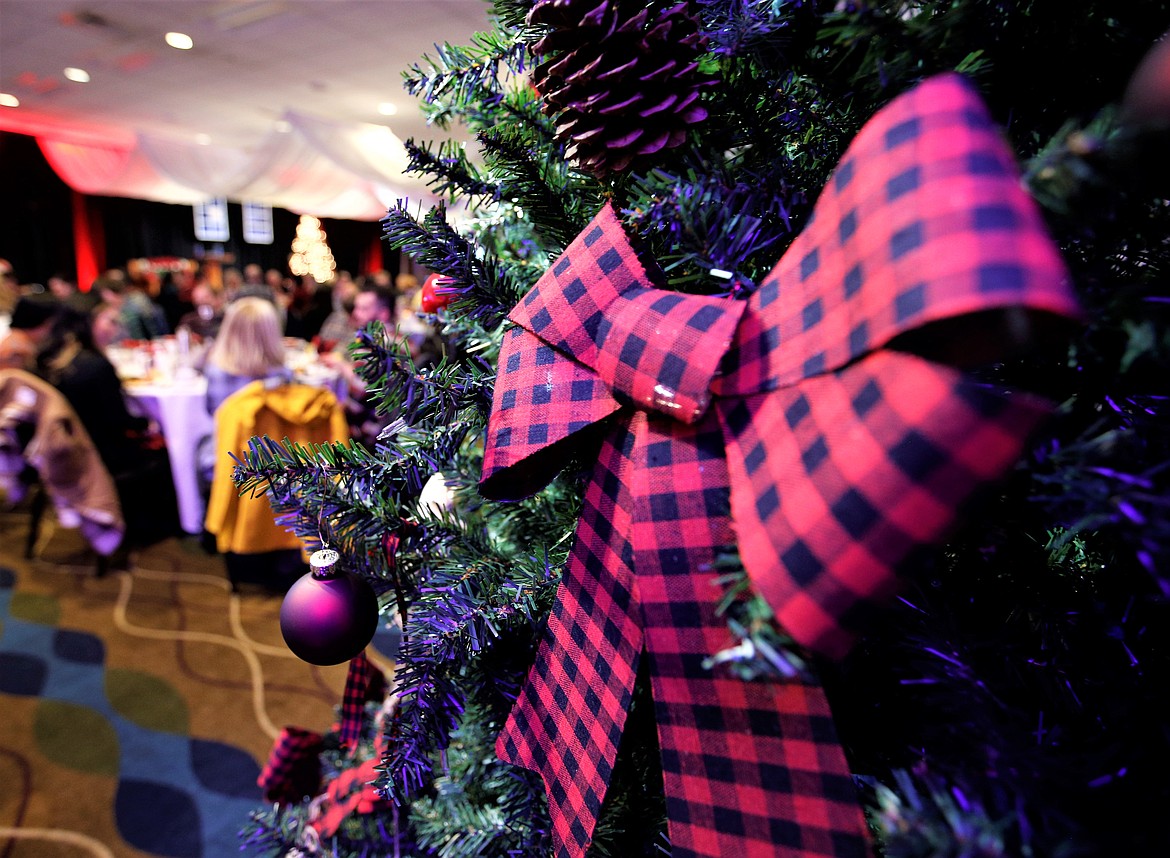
479;74;1081;857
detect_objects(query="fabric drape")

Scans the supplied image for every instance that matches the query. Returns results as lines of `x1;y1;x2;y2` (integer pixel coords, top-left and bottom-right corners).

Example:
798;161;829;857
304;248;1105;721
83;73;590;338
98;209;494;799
19;110;437;221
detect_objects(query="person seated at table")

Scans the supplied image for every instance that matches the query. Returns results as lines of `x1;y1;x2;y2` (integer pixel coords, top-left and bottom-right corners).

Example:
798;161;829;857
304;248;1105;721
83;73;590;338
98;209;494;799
176;280;225;342
36;307;159;474
35;306;178;543
0;293;60;371
156;268;195;333
315;272;358;353
285;274;333;341
96;270;169;341
90;302;129;352
203;296;293;414
49;272;101;314
321;281;397;447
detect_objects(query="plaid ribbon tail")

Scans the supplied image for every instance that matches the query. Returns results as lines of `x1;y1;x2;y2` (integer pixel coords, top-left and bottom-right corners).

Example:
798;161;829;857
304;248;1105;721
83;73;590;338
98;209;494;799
339;651;382;751
496;424;644;857
632;412;871;857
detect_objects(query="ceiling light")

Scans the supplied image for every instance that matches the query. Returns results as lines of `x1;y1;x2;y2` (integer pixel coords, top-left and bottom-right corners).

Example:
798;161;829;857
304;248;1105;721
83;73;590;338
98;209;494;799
63;67;91;83
0;93;19;108
377;102;398;116
165;32;194;50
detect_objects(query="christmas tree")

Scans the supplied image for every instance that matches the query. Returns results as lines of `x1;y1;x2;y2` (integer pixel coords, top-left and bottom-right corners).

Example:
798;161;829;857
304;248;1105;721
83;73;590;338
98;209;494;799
289;215;338;285
239;1;1170;855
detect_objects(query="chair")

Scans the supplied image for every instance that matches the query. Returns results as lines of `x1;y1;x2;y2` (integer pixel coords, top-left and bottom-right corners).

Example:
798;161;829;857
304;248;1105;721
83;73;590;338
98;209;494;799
0;369;125;573
204;378;350;591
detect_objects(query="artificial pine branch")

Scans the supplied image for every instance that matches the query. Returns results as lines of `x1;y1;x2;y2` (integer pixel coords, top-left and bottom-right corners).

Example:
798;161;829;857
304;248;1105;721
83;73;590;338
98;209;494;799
239;806;309;856
350;325;494;432
381;202;527;328
410;701;549;857
376;492;567;808
815;0;993;101
477;124;604;250
625;163;802;294
403;138;502;202
859;766;1021;858
380;202;475;276
402;33;531;130
1016;115;1170;594
693;0;810;62
702;551;816;683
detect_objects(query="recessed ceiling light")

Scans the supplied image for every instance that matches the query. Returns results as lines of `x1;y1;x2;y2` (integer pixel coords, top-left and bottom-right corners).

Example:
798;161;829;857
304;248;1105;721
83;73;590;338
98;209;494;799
0;93;19;108
165;32;194;50
377;102;398;116
63;67;91;83
195;133;211;145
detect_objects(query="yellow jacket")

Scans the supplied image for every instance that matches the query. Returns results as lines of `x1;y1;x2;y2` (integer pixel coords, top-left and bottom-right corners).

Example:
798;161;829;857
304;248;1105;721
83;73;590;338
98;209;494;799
205;380;349;554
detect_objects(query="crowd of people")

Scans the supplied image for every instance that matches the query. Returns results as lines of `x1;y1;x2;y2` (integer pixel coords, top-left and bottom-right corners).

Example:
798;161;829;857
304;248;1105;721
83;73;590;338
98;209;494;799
0;255;443;562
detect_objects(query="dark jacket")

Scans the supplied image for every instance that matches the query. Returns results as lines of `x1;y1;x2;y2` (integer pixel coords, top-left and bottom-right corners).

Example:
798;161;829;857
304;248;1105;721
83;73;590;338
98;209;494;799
47;346;151;475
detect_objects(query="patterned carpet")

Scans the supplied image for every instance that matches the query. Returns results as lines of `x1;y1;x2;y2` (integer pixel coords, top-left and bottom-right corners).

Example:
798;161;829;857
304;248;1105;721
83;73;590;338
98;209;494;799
0;504;376;858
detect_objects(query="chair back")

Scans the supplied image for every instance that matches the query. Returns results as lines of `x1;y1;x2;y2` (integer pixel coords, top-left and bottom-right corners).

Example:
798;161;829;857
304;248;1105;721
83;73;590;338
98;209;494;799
204;379;349;556
0;368;125;555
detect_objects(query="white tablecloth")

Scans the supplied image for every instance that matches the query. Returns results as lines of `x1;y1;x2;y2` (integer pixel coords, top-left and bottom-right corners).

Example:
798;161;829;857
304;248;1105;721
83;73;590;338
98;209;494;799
123;376;214;534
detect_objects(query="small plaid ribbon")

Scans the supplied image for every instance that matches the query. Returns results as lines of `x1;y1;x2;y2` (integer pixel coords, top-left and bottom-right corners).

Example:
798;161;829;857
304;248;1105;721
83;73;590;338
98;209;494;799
480;74;1081;857
311;729;392;838
260;654;384;805
258;726;324;805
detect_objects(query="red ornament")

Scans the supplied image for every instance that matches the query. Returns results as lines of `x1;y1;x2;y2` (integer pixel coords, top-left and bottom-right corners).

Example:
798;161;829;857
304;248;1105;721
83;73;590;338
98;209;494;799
420;273;455;313
382;530;400;569
1124;30;1170;125
280;549;379;665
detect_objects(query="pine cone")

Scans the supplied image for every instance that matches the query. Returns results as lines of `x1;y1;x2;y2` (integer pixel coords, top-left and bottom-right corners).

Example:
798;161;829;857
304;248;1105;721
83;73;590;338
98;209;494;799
527;0;715;177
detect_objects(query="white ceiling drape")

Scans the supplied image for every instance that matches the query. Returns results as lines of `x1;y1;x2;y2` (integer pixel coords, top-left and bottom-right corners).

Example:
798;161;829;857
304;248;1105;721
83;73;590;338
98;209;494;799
26;110;437;221
39;136;212;205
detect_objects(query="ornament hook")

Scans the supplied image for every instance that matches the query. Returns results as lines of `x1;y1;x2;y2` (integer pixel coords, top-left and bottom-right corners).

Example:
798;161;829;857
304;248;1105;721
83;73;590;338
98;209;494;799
310;547;341;579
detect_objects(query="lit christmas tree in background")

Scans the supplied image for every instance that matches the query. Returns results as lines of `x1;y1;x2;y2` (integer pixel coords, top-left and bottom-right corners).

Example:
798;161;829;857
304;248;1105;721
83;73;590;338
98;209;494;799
289;214;337;284
239;2;1170;856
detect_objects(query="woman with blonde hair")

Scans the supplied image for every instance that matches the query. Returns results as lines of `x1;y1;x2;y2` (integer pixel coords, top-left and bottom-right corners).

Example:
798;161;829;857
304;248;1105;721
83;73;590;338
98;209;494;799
203;296;291;413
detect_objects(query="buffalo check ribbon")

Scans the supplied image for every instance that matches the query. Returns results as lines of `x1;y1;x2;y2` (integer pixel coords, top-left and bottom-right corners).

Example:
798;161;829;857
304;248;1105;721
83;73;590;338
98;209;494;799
339;651;384;750
259;726;324;805
479;74;1082;857
259;654;384;805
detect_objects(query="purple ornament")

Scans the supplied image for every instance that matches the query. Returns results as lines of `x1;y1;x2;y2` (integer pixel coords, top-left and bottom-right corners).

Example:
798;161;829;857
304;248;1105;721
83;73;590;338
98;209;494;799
280;550;379;665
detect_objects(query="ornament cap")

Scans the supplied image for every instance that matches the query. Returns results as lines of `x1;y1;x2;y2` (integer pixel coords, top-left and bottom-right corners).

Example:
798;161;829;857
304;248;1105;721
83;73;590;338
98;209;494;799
310;548;341;578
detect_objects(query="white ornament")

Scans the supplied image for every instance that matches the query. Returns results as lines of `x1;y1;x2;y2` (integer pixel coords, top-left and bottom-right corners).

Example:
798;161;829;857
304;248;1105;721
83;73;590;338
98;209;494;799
418;472;457;518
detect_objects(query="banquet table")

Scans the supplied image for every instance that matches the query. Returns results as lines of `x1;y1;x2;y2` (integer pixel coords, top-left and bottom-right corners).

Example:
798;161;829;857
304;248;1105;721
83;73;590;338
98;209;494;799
113;340;346;535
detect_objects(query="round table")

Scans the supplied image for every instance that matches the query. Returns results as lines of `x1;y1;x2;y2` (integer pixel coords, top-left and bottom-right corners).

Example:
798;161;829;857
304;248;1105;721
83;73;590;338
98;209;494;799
122;375;214;534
